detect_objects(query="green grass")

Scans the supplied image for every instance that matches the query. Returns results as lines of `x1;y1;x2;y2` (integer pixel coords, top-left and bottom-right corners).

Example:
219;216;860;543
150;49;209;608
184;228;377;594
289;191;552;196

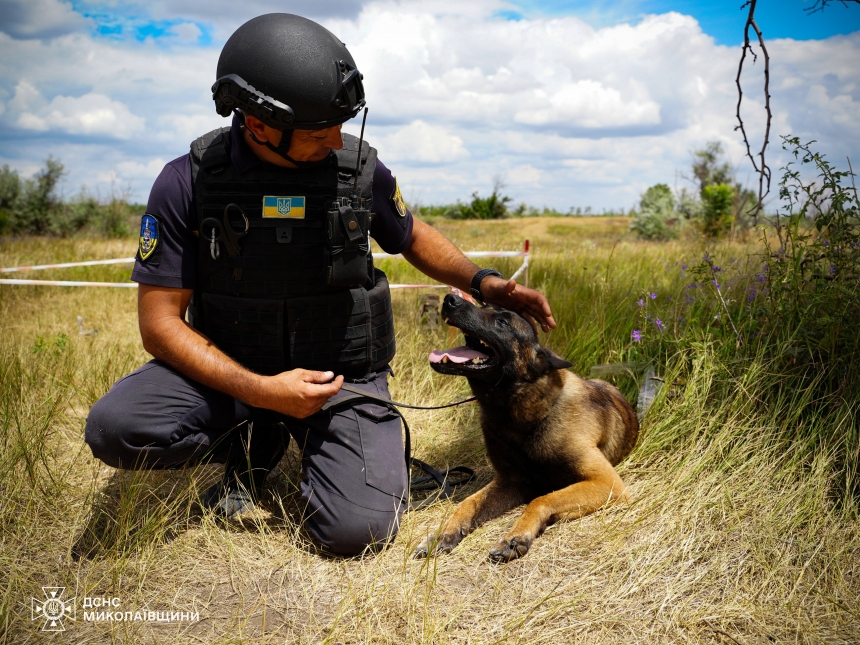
1;219;858;643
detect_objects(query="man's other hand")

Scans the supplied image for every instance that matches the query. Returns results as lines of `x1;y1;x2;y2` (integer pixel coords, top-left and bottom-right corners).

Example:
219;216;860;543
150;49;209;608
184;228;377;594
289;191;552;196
481;276;557;334
261;369;344;418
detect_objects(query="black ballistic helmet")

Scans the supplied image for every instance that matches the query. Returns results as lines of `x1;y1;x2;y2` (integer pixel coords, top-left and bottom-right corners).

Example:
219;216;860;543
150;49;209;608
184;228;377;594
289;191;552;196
212;14;365;130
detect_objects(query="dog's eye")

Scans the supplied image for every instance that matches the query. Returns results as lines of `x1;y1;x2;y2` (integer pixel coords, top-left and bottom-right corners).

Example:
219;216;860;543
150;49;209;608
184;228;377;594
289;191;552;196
496;317;509;328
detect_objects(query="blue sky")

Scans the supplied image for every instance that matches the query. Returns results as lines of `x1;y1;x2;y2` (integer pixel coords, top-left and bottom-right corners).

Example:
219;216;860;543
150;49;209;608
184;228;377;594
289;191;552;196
0;0;858;210
507;0;860;44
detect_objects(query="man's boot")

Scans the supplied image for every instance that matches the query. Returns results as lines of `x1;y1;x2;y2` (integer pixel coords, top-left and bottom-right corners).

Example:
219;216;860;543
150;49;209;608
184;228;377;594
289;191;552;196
202;421;287;518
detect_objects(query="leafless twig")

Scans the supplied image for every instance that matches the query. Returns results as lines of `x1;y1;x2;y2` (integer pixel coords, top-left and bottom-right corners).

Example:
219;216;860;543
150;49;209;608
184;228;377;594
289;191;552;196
734;0;772;226
804;0;860;15
704;619;747;645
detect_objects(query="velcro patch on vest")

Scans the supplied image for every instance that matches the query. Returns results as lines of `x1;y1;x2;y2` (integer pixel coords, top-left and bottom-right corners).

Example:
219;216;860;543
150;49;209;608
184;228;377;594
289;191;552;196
263;196;306;219
137;213;161;263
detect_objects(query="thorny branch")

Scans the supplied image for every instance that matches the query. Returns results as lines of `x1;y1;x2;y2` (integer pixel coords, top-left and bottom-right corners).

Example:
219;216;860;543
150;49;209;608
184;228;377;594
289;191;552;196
734;0;772;226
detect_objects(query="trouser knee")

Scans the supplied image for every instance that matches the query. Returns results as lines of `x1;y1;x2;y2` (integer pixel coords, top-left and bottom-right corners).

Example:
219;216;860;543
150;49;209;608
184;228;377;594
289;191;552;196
84;393;130;468
304;491;404;556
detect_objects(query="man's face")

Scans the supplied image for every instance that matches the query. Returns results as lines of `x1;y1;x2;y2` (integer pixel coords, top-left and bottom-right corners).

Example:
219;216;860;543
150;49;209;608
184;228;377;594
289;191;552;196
243;115;344;167
285;125;344;162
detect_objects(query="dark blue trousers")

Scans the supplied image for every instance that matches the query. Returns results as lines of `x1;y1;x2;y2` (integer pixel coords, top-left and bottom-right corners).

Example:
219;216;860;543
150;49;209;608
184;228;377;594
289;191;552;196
85;360;408;556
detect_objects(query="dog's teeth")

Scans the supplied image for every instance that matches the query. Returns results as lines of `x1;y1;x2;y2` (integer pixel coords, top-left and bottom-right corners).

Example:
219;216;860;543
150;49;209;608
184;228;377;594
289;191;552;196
444;317;450;324
442;356;449;363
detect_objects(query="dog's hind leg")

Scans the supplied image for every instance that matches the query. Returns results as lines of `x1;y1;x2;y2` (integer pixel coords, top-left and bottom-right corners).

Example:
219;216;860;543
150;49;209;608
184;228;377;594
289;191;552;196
489;455;627;562
414;478;526;558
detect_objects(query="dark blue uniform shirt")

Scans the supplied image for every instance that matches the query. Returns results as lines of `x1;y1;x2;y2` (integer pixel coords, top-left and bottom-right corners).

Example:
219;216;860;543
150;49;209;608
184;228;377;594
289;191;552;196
132;115;414;289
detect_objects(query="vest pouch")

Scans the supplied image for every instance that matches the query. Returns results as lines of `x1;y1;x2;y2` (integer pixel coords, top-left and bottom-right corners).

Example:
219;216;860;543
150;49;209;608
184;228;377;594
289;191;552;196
326;201;369;287
201;293;285;376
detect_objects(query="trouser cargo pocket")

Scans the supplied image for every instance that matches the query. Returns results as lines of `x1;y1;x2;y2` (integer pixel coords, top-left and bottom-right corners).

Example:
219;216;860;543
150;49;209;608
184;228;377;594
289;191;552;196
354;402;408;498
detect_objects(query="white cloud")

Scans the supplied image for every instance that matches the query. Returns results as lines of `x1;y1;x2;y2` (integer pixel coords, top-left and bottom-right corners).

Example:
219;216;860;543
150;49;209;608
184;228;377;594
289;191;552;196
0;0;90;40
371;120;469;164
0;2;857;211
168;22;202;43
514;80;661;128
16;91;145;139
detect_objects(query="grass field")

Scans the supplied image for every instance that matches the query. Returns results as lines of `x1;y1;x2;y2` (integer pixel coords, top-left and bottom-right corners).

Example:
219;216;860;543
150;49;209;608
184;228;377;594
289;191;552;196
1;217;858;644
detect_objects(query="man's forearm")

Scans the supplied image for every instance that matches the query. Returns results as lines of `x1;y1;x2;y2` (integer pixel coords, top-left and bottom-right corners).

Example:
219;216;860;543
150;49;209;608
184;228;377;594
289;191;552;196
139;289;267;407
401;219;480;291
401;218;557;332
137;285;344;417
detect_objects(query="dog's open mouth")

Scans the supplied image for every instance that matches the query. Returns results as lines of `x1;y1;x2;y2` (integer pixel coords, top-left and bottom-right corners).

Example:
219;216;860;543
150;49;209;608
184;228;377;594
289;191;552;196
429;334;497;368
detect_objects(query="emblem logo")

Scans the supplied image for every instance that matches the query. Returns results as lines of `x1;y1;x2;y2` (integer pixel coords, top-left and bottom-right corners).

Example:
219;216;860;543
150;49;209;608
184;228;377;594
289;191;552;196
32;587;76;632
138;214;159;261
391;180;407;218
263;196;306;219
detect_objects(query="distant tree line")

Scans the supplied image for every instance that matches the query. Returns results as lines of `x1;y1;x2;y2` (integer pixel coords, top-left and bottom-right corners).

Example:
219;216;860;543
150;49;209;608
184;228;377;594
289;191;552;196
0;157;140;238
411;178;626;220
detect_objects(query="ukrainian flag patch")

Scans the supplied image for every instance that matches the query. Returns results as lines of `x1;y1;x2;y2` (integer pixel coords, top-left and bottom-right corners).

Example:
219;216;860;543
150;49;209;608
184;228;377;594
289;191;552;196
263;196;306;219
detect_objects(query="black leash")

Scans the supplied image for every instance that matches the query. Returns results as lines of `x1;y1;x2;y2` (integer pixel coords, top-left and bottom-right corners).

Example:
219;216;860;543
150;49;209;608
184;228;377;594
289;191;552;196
321;384;477;510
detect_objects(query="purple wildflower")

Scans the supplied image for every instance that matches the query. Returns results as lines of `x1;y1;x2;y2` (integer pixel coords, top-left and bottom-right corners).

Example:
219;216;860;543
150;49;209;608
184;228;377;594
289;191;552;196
648;292;657;299
646;314;653;321
712;265;722;273
829;264;837;275
755;272;766;283
655;318;665;331
747;290;757;303
636;298;645;308
684;294;695;305
665;295;672;302
631;330;642;342
711;280;721;289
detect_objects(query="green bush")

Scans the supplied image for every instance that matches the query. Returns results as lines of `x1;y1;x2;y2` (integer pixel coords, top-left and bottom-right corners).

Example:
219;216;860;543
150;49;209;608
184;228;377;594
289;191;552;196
0;158;138;238
764;136;860;382
700;183;734;237
630;183;678;240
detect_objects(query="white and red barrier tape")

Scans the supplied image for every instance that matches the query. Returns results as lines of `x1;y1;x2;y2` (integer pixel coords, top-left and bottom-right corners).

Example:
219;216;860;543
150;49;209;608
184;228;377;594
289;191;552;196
0;240;530;289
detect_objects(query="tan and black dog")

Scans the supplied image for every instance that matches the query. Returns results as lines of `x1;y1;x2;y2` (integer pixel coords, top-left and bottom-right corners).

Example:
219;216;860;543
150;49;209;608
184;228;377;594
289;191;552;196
416;294;639;562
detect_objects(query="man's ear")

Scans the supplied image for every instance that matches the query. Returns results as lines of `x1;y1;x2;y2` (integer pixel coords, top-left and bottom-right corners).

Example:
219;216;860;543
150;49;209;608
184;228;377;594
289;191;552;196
544;349;573;371
244;115;277;144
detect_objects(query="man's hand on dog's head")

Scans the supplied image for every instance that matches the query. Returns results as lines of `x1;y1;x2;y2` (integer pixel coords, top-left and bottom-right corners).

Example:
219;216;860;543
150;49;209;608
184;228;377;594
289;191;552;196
480;276;557;334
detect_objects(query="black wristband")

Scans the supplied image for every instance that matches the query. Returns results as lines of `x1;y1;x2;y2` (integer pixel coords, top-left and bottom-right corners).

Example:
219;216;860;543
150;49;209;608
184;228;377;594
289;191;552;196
470;268;503;302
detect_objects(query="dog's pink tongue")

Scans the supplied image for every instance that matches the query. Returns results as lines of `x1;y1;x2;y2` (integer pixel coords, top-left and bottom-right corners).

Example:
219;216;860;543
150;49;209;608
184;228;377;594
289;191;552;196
429;346;489;364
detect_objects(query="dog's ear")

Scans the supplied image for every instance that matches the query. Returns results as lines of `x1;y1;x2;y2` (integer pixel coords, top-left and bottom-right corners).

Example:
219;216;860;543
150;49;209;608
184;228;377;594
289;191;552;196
546;350;573;371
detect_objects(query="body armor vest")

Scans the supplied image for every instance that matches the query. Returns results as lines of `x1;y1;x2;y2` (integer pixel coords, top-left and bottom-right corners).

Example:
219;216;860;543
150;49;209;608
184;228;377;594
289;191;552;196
188;127;396;378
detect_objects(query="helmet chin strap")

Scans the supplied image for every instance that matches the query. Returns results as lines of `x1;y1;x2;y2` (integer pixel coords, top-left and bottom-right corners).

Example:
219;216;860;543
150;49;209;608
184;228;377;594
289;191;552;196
245;127;330;169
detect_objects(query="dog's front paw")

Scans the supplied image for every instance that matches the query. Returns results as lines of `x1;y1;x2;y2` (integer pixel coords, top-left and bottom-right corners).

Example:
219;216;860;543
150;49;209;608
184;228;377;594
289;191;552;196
413;531;463;558
488;535;532;563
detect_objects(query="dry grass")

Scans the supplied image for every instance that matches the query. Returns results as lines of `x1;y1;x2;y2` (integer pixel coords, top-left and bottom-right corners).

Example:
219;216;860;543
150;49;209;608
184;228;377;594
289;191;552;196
1;218;858;644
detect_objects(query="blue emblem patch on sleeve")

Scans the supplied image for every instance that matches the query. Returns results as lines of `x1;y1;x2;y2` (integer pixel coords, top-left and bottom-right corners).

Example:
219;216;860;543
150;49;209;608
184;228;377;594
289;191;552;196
138;214;160;261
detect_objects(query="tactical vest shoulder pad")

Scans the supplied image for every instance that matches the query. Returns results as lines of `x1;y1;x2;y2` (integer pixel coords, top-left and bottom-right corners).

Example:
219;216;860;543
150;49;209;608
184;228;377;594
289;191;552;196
335;133;377;198
190;127;232;180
